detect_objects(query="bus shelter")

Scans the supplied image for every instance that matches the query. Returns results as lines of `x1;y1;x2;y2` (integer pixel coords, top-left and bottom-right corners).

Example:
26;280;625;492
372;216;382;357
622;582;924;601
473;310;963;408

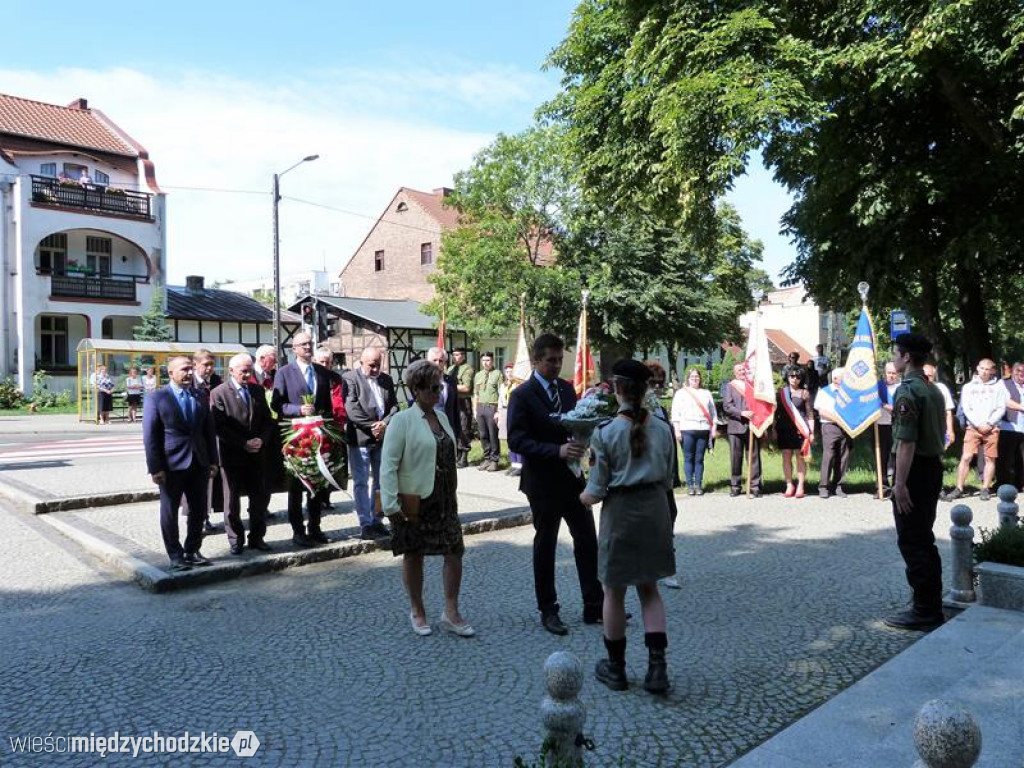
76;339;248;422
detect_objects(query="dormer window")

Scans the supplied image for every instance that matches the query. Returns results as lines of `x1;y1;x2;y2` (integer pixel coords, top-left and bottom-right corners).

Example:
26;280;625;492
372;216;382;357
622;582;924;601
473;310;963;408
396;202;408;213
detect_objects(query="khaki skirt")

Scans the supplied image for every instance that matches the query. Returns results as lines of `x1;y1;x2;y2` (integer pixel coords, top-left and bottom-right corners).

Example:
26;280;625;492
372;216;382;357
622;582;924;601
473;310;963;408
598;483;675;588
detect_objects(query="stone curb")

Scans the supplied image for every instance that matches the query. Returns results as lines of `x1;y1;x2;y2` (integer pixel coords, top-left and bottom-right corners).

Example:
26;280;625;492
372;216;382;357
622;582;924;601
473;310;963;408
43;506;534;593
0;482;161;515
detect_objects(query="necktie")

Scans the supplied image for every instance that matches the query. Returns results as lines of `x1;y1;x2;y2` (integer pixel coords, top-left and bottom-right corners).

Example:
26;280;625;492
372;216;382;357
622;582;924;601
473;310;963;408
182;391;194;424
549;380;562;413
305;365;315;394
239;386;250;414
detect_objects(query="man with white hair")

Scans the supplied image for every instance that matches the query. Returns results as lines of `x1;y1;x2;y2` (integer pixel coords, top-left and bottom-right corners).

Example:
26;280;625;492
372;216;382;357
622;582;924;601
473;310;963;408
344;346;400;540
210;353;274;554
252;344;278;391
814;367;853;498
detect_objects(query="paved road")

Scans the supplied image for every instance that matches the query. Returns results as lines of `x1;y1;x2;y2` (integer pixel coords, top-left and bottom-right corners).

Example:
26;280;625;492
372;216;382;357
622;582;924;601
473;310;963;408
1;482;950;766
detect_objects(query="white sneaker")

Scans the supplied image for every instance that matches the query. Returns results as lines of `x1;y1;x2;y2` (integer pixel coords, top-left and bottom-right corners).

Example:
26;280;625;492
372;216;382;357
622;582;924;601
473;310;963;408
659;576;682;589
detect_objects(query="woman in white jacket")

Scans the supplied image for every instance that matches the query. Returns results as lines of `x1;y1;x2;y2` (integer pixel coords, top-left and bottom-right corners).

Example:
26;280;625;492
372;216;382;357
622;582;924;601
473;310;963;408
380;359;475;637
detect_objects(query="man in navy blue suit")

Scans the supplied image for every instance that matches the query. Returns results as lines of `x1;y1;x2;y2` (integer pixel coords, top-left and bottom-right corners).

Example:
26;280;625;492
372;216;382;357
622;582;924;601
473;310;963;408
508;333;603;635
143;355;220;570
272;331;335;548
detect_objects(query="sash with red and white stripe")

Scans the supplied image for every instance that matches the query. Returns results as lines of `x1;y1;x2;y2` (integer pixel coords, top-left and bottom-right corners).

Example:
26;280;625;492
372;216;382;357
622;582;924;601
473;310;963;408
780;386;812;459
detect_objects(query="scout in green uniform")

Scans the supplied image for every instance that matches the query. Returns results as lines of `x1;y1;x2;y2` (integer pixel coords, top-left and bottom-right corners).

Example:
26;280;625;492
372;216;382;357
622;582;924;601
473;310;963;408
473;352;503;471
886;333;947;631
446;349;475;467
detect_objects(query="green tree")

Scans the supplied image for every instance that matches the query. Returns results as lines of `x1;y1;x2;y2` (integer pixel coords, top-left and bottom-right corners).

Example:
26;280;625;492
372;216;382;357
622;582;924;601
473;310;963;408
546;0;1024;372
133;283;173;342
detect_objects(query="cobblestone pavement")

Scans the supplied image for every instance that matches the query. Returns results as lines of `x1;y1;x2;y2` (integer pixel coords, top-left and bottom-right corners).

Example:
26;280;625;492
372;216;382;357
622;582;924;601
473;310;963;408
1;487;958;766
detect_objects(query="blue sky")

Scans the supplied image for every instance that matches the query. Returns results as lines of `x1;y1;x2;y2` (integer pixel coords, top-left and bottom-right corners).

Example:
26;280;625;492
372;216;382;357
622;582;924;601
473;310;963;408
5;0;795;284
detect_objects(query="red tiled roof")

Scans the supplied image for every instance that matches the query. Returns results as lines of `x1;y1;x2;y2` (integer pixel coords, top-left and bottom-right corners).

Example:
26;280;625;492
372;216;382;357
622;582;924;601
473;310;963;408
765;329;813;364
0;93;137;157
403;187;461;230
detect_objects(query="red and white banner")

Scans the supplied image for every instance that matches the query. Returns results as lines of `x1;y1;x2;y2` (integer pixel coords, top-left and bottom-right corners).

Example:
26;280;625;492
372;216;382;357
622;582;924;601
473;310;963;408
573;296;595;396
743;310;776;437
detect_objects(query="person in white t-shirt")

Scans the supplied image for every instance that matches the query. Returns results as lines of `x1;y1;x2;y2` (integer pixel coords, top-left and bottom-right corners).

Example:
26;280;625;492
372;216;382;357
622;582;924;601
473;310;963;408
922;364;955;450
670;368;717;496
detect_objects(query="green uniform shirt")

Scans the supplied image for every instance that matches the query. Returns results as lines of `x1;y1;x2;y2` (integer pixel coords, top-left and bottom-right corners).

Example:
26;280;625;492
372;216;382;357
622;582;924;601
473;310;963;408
892;369;946;457
447;362;474;393
473;369;502;405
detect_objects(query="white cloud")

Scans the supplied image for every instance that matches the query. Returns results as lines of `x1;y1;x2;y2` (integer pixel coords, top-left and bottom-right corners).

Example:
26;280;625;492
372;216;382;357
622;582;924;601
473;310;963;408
1;64;554;284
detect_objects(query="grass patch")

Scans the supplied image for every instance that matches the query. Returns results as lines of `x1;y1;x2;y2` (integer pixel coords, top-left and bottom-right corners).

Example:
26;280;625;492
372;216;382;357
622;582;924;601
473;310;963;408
0;403;79;416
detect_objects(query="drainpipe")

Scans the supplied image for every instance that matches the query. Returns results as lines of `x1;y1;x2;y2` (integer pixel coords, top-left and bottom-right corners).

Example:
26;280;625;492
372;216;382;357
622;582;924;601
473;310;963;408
0;179;12;378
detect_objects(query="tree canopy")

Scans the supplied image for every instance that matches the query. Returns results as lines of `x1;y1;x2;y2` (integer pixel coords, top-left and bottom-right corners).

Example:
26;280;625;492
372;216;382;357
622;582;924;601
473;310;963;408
546;0;1024;370
426;123;767;362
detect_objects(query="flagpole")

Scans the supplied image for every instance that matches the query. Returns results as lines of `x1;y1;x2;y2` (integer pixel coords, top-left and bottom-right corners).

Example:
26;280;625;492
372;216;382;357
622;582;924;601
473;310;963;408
746;289;764;498
858;281;885;499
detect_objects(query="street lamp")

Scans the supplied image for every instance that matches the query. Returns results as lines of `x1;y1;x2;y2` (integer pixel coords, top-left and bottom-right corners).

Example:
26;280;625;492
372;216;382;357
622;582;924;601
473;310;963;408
273;154;319;353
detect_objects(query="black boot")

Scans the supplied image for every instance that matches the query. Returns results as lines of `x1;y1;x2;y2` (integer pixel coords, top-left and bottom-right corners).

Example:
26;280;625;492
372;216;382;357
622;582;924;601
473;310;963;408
456;451;468;469
643;633;669;694
595;636;628;691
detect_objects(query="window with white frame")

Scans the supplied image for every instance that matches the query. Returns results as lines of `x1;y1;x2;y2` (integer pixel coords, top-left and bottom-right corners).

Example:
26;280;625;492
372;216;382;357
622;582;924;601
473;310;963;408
38;233;67;274
39;316;69;366
86;236;113;276
420;242;433;265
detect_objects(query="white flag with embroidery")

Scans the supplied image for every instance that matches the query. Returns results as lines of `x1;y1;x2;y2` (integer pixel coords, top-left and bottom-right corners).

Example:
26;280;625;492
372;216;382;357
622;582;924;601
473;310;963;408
744;311;776;437
511;321;532;383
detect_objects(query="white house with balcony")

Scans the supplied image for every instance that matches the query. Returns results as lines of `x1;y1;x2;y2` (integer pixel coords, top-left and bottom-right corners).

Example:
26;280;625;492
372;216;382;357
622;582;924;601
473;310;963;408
0;93;166;394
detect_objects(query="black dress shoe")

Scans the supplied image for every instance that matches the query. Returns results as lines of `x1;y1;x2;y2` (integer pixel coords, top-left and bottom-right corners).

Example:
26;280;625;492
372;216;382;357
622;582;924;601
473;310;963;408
248;540;272;551
541;614;569;636
308;530;329;544
183;551;212;567
360;526;378;541
729;488;741;497
230;543;244;555
292;533;314;548
883;608;944;631
371;521;391;537
169;557;190;572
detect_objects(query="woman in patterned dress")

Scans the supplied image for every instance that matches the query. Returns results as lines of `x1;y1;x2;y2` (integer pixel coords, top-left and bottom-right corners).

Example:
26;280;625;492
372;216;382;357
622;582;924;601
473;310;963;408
380;360;475;638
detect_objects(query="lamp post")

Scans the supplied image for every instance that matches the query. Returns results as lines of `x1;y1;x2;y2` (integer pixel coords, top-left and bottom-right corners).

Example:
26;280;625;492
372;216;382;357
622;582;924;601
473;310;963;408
272;154;319;353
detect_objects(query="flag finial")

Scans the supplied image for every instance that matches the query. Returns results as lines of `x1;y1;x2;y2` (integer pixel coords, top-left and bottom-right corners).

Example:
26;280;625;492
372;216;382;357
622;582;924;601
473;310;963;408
857;281;870;305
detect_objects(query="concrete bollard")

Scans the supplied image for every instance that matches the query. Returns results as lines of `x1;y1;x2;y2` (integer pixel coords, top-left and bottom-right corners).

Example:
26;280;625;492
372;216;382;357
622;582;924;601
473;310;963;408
996;484;1019;530
948;505;976;604
912;699;982;767
540;651;588;766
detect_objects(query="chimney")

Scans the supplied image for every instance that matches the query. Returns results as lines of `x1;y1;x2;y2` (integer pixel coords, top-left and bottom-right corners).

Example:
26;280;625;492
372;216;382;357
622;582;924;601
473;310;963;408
432;187;454;197
185;275;205;294
67;98;89;110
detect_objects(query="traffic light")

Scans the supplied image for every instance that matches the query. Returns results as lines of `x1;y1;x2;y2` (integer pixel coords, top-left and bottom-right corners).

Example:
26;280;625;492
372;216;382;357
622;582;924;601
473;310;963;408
316;306;331;342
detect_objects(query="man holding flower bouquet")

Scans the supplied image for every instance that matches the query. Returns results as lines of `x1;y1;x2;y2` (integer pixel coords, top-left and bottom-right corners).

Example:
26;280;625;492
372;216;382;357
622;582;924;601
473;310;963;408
272;332;335;548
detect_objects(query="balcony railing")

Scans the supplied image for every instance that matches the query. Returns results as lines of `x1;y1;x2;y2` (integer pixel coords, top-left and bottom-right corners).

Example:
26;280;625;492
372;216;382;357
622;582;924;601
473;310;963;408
31;175;153;219
51;274;137;301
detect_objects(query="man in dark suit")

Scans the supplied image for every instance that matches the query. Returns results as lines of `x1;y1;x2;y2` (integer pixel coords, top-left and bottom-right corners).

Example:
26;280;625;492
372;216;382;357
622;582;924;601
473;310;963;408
143;355;220;570
272;331;335;548
426;346;461;443
723;363;763;497
344;346;400;541
190;347;225;532
507;333;603;636
211;353;274;555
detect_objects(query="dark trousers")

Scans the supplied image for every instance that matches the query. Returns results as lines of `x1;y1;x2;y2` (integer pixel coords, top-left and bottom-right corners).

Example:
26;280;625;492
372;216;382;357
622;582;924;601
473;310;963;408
728;432;762;491
456;399;474;455
819;423;852;492
892;456;944;613
160;462;208;560
526;488;603;617
287;478;325;536
221;458;269;546
996;430;1024;490
476;403;501;462
878;423;894;490
681;430;710;488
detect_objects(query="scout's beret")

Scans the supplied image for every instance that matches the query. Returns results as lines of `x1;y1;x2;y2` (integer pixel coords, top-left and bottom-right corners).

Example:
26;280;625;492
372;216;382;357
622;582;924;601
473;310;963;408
895;333;933;357
612;359;653;383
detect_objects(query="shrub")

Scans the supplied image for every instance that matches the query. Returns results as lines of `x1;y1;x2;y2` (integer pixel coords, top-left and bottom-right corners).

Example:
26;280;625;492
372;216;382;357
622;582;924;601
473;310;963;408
0;376;25;409
974;524;1024;568
29;370;72;409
